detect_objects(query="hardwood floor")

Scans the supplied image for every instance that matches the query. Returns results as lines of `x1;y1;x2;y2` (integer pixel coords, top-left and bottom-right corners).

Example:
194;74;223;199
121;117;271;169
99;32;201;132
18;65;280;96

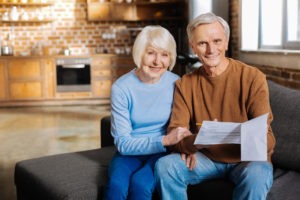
0;105;111;200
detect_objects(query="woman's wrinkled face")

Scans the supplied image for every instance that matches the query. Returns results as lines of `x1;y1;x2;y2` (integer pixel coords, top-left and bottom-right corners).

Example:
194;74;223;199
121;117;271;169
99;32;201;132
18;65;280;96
137;45;171;84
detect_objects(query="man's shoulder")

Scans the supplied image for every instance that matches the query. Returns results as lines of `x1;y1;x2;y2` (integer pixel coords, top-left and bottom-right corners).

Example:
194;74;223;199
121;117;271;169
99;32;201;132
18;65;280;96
230;58;265;78
178;67;201;83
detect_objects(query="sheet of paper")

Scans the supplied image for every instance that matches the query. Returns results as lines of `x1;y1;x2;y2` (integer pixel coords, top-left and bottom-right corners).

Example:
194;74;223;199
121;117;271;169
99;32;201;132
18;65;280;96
241;113;268;161
194;121;241;145
193;113;269;161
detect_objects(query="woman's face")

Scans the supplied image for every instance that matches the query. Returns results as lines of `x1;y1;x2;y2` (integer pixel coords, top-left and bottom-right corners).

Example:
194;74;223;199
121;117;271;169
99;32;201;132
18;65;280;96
136;45;171;84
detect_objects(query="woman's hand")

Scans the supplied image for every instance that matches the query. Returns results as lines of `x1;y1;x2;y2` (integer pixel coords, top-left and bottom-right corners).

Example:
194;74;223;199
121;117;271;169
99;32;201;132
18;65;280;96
181;153;197;170
162;127;192;146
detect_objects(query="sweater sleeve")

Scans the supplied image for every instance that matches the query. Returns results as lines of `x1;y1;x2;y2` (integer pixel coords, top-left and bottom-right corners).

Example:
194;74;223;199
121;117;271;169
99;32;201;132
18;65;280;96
110;84;166;156
246;72;276;160
168;79;198;154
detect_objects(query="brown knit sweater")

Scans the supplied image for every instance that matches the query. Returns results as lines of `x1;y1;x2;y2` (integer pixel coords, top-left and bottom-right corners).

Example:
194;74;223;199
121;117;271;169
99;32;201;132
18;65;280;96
168;58;276;164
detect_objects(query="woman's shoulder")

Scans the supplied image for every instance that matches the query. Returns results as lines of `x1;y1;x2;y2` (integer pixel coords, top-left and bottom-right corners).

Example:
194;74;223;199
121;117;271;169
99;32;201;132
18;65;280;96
165;70;180;81
113;69;136;88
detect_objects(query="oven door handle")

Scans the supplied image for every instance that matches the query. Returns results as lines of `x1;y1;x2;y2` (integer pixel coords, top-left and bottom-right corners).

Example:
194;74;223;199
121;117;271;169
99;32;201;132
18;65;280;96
61;64;85;69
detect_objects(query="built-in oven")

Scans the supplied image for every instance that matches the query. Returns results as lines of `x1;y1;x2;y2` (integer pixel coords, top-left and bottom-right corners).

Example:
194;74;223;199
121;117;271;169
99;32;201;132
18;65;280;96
56;57;91;92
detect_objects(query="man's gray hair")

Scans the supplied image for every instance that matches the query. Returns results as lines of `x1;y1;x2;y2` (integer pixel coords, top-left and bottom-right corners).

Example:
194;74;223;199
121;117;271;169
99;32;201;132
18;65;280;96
187;12;230;43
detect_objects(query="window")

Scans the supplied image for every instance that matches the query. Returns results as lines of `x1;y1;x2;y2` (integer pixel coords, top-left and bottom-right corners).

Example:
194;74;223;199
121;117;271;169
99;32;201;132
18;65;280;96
241;0;300;50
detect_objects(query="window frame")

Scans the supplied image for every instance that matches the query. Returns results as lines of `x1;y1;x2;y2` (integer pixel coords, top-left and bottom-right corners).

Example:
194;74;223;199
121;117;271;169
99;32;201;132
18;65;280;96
246;0;300;50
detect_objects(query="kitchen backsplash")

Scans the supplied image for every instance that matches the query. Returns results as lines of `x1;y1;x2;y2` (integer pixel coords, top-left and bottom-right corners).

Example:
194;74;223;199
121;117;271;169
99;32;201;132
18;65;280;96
0;0;182;56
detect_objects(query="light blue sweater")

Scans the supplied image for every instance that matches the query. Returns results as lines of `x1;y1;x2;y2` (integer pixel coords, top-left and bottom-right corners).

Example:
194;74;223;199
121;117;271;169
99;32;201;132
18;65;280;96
110;69;179;155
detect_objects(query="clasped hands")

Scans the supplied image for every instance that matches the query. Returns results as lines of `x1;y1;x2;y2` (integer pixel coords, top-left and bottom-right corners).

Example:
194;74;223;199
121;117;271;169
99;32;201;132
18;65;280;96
162;127;191;146
181;144;211;171
162;127;209;171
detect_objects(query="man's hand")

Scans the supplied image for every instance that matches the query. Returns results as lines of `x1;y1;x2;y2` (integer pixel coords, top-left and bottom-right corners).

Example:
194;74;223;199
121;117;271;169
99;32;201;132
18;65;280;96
181;153;197;170
195;144;211;150
162;127;192;146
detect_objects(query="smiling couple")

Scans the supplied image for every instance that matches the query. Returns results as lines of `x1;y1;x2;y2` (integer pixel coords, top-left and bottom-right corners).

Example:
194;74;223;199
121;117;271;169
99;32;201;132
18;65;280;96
103;12;275;200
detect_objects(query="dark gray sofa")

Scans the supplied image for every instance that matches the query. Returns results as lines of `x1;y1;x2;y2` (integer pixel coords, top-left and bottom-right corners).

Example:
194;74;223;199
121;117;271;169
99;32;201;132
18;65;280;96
14;80;300;200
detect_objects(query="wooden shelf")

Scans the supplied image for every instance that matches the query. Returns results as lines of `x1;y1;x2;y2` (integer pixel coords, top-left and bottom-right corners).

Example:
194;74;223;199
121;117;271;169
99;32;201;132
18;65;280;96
0;2;53;6
87;0;186;21
0;19;53;23
0;2;54;23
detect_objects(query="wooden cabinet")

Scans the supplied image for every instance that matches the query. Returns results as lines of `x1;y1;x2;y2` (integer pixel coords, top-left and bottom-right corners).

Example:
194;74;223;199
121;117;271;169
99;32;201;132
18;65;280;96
0;60;8;100
0;57;55;102
92;80;112;97
0;55;133;106
9;59;41;78
8;59;43;100
112;56;135;82
44;58;55;98
10;81;42;99
91;55;113;98
87;0;186;21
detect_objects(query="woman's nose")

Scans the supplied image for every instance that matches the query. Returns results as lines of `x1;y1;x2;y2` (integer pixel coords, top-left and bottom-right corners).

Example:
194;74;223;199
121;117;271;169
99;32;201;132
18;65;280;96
153;54;160;65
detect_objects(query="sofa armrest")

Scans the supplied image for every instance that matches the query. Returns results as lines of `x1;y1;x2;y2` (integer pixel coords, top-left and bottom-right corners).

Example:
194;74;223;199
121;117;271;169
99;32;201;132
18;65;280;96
101;116;114;147
268;80;300;172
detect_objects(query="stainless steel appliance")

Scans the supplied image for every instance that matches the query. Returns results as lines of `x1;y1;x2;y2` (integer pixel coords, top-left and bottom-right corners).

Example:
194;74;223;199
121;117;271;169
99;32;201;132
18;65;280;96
2;45;13;56
56;57;91;92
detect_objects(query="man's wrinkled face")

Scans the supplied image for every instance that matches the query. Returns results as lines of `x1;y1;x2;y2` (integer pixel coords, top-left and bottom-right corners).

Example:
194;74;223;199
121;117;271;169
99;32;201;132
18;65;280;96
190;22;229;69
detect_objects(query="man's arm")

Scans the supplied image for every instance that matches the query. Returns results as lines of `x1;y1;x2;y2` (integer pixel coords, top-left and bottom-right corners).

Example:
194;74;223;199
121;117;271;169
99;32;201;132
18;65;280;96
246;72;276;159
167;79;198;154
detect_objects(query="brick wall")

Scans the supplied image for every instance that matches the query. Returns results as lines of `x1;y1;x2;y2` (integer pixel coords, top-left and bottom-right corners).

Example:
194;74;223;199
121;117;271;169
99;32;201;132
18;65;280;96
0;0;184;56
229;0;239;59
253;64;300;89
229;0;300;90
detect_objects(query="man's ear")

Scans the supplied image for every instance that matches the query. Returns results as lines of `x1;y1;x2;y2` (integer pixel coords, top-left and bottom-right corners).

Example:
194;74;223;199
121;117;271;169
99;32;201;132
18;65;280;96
225;38;229;51
189;41;196;54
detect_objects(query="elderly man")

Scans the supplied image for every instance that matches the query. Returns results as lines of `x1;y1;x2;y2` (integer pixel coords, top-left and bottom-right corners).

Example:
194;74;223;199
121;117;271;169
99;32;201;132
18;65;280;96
155;12;276;200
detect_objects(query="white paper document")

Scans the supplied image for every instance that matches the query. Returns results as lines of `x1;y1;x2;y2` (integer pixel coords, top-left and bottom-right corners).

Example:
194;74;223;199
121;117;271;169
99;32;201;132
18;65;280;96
194;113;269;161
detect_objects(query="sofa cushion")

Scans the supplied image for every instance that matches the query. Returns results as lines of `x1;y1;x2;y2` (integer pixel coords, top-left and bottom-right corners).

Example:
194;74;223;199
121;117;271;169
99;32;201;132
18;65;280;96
188;179;234;199
267;80;300;171
101;116;113;147
267;168;300;200
15;146;116;200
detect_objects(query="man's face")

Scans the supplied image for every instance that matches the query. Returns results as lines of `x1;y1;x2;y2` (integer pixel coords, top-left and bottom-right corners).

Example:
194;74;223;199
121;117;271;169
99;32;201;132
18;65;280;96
190;22;229;69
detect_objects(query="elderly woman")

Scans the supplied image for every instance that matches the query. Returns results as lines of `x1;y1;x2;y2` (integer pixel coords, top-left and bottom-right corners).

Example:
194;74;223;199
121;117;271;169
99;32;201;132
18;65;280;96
103;26;190;200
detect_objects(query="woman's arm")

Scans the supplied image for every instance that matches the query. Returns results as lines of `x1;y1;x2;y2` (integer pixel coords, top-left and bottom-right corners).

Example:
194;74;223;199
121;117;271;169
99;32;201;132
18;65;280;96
111;84;166;155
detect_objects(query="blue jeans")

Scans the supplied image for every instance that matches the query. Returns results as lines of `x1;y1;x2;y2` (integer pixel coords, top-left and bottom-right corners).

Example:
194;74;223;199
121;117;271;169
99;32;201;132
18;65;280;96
155;152;273;200
103;152;165;200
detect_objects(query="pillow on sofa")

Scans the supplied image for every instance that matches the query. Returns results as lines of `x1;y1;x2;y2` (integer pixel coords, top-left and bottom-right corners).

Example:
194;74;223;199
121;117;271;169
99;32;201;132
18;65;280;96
267;80;300;172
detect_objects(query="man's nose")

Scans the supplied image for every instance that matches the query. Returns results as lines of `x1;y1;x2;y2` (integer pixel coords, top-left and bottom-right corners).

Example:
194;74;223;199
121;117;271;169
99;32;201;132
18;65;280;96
207;43;216;53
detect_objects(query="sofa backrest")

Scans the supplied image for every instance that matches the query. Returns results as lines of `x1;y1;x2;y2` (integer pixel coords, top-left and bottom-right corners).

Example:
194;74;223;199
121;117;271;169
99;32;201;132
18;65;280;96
267;80;300;172
101;80;300;172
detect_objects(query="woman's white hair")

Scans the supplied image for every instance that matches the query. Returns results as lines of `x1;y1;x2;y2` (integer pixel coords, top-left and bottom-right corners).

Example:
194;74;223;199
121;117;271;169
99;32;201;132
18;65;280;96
187;12;230;43
132;25;177;71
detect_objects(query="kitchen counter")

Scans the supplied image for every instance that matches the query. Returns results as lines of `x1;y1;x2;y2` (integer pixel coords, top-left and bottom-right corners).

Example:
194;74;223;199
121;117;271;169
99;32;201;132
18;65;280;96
0;54;134;107
0;53;120;59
